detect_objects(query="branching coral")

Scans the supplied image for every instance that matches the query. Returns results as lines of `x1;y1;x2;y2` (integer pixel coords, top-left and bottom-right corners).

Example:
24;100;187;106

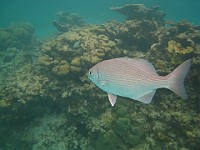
149;19;200;73
0;63;49;107
167;40;193;54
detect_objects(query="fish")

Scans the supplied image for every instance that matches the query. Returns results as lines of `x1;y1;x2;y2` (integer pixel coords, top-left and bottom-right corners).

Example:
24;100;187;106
88;57;191;106
73;41;80;49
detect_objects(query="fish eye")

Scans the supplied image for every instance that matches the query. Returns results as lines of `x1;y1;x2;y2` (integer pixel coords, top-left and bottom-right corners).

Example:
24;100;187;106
89;71;92;75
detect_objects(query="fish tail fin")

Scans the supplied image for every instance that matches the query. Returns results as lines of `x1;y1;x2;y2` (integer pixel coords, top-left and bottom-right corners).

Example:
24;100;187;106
167;59;191;99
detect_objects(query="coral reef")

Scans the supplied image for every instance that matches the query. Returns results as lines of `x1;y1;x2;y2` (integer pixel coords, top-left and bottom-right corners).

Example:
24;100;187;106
52;61;70;76
20;113;88;150
38;24;120;79
0;22;37;51
0;63;49;108
41;6;200;149
149;20;200;73
113;117;143;146
95;130;122;150
52;12;85;32
167;40;193;54
0;4;200;150
111;4;165;26
39;4;167;79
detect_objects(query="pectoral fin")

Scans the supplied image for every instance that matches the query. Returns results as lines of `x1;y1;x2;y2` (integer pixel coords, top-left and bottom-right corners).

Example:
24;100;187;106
137;90;156;104
108;93;117;106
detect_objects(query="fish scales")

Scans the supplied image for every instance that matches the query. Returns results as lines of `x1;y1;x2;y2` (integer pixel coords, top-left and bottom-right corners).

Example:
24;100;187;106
98;60;163;88
88;57;191;106
95;58;164;96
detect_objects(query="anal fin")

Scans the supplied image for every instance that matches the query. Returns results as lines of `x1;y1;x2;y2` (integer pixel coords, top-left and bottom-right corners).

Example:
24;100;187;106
108;93;117;106
137;90;156;104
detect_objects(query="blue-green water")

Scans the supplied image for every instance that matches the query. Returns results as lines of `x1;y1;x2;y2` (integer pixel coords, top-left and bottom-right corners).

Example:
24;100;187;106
1;0;200;38
0;0;200;150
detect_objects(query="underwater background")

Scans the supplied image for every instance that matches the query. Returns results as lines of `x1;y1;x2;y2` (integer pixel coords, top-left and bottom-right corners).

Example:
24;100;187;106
1;0;200;39
0;0;200;150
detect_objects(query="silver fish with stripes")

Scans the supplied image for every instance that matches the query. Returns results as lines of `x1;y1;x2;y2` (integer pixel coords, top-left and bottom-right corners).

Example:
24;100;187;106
88;57;191;106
